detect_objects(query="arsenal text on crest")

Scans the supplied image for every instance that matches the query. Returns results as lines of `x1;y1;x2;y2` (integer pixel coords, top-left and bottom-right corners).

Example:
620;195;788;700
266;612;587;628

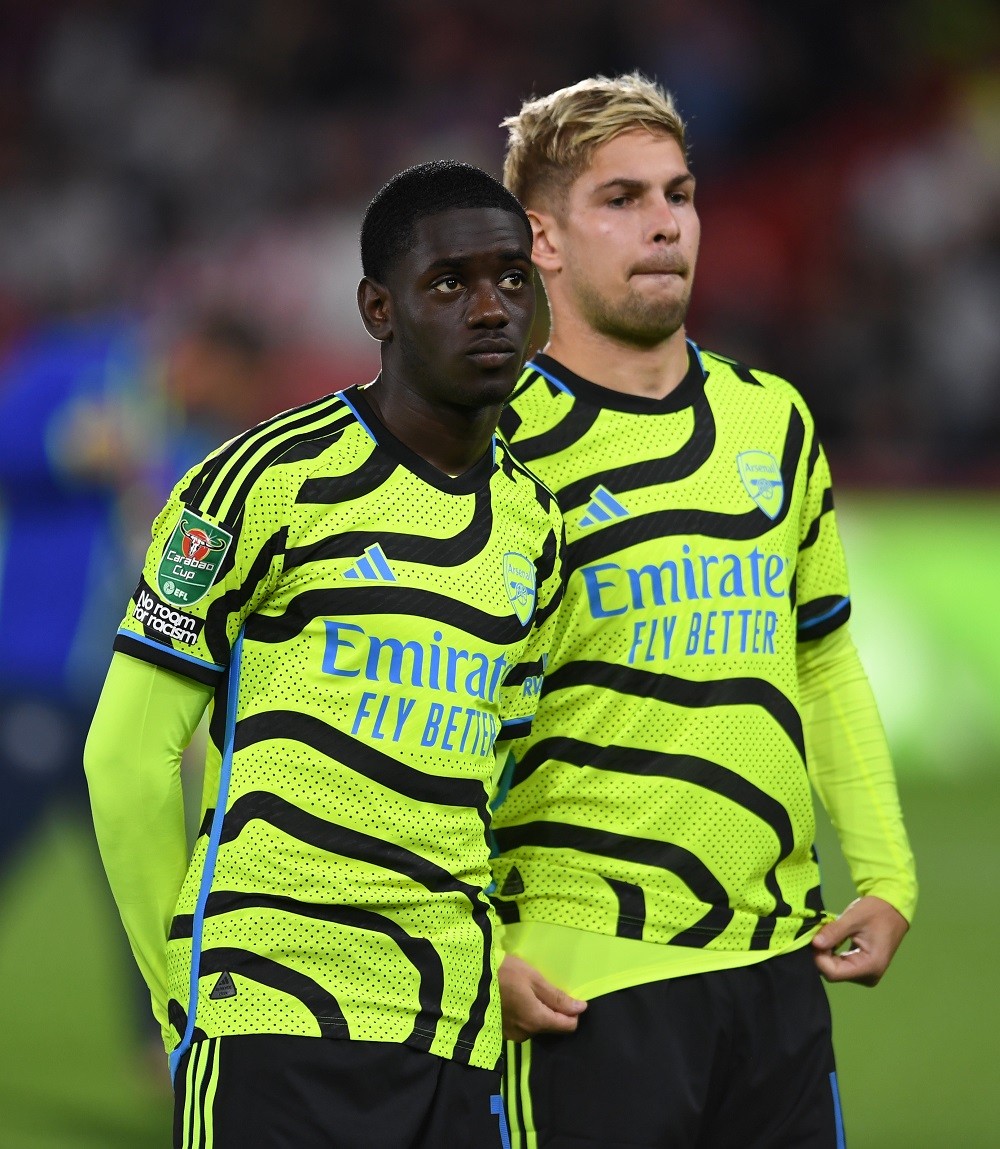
503;552;536;626
736;451;784;520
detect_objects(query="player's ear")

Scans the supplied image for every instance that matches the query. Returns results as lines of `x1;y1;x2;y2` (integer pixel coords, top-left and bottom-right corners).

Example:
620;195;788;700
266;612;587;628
527;209;562;274
358;277;393;342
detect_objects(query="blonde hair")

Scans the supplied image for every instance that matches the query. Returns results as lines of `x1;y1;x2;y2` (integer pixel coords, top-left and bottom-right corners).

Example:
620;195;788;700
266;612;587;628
502;73;687;211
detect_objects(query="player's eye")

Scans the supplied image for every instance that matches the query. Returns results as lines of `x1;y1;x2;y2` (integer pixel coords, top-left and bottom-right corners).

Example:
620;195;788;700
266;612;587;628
607;195;632;208
431;276;462;294
499;270;527;290
669;191;690;205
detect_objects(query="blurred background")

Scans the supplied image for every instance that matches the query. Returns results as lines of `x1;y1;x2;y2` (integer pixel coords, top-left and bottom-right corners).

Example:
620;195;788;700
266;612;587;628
0;1;996;1146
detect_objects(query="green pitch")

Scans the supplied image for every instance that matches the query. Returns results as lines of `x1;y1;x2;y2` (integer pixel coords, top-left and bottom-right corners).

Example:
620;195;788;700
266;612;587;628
0;811;172;1149
815;776;1000;1147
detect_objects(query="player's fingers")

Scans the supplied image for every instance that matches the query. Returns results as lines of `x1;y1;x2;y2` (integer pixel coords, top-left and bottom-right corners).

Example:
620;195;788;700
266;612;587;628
503;1018;532;1043
811;914;858;952
539;1006;583;1032
503;997;582;1041
813;946;883;986
528;1001;584;1034
531;976;587;1018
497;957;586;1038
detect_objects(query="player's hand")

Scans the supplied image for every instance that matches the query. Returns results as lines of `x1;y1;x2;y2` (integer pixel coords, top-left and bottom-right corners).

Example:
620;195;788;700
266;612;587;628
498;954;587;1042
811;895;909;986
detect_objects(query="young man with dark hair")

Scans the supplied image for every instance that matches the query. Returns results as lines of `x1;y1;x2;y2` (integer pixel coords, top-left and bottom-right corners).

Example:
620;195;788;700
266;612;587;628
489;75;916;1147
85;160;563;1148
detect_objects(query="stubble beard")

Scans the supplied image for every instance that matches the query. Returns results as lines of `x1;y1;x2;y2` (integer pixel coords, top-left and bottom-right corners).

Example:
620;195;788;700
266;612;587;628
575;276;692;350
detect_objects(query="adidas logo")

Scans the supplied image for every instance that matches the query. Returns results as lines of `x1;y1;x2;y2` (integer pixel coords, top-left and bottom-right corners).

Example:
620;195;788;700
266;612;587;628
343;543;396;582
500;866;524;896
210;971;237;1000
579;486;630;529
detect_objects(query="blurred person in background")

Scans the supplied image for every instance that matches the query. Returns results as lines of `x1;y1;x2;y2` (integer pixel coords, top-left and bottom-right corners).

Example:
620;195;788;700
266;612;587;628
85;162;564;1148
0;317;153;880
489;73;917;1148
0;308;272;885
160;310;273;479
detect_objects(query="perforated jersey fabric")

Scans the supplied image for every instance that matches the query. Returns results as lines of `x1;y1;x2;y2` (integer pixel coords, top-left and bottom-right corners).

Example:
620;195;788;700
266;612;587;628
491;345;850;958
115;384;563;1071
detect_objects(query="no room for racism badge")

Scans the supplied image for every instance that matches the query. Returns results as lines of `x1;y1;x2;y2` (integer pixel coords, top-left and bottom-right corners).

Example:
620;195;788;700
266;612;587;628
156;510;233;607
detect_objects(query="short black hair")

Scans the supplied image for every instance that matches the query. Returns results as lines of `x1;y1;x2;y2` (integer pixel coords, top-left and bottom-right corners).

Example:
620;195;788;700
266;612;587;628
360;160;531;282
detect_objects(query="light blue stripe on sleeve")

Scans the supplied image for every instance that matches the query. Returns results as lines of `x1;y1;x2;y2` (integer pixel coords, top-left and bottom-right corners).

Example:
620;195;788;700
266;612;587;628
168;629;244;1083
799;597;850;630
117;628;226;672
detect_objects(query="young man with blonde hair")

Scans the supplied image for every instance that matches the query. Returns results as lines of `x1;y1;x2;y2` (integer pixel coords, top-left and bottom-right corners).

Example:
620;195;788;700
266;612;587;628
490;74;916;1148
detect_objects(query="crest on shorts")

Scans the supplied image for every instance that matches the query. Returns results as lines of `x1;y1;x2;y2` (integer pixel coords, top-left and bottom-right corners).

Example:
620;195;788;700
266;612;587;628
737;451;784;520
503;552;536;625
156;510;232;607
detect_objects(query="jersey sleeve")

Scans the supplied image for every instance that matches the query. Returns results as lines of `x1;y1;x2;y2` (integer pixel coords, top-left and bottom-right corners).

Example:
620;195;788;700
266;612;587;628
113;460;289;685
798;626;917;921
795;433;851;641
84;653;213;1039
497;514;565;742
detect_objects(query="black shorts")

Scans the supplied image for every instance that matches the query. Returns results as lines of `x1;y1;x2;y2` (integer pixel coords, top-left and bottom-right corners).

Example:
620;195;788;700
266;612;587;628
503;947;845;1148
173;1035;511;1149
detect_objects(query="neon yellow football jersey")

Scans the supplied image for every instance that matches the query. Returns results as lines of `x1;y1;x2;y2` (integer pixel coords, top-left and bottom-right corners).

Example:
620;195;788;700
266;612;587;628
115;384;563;1072
491;344;850;959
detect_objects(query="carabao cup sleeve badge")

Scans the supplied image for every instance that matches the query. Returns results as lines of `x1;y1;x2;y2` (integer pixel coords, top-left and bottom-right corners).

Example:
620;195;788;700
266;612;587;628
503;552;536;626
156;510;233;607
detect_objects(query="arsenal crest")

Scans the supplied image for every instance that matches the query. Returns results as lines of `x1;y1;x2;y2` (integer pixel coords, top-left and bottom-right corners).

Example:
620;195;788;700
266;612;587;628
736;451;784;520
503;552;536;626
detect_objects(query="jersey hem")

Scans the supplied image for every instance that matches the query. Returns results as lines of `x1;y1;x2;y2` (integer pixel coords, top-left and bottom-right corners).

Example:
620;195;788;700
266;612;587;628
503;919;821;1001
